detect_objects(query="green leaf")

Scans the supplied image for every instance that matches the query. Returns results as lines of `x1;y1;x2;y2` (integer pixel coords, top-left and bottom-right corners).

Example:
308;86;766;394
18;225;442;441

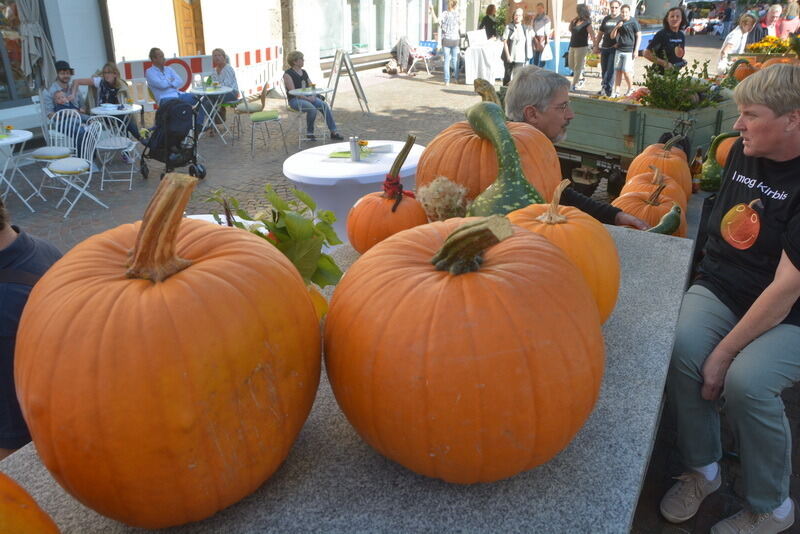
283;211;315;241
311;253;343;288
234;207;254;221
265;185;291;211
292;188;317;211
278;235;324;281
317;209;337;224
315;221;343;246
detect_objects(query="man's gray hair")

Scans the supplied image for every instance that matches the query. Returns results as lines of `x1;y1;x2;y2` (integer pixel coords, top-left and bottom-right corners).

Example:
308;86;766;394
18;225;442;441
505;66;570;121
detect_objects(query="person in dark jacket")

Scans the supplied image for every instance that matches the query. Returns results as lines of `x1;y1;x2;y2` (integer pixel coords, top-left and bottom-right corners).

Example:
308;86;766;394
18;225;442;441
478;4;499;39
504;65;649;229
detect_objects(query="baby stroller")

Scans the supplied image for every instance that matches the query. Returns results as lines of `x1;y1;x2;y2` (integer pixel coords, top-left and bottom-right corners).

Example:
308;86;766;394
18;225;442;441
140;98;206;180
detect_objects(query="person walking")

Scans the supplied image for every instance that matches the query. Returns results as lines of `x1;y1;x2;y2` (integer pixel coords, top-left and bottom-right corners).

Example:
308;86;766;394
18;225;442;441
430;0;462;86
530;3;553;67
595;0;621;97
610;4;641;97
568;4;598;90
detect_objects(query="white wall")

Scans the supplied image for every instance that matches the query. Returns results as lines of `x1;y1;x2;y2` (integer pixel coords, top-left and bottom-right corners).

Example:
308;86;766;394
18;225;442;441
202;0;281;53
43;0;107;77
106;0;179;62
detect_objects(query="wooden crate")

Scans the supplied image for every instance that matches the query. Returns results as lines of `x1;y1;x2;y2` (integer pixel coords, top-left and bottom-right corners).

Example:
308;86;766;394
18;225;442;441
558;96;739;162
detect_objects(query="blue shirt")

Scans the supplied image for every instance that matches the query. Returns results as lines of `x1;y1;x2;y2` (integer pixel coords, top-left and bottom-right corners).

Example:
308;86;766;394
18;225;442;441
145;65;184;103
0;227;62;448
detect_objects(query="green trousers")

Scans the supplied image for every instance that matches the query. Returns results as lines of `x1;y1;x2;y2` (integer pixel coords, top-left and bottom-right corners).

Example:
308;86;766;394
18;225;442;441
667;284;800;513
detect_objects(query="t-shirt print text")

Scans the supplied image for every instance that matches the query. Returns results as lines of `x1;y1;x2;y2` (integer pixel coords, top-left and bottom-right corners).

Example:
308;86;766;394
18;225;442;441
731;170;789;200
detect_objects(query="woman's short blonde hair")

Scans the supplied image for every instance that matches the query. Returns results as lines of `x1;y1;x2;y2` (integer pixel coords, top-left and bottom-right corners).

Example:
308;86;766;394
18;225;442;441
285;50;304;70
95;62;127;88
738;13;757;28
735;64;800;117
448;0;458;9
212;48;229;64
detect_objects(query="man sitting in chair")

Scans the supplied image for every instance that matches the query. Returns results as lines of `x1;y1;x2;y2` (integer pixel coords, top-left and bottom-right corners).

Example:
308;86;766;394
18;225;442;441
145;47;205;130
283;50;344;141
42;60;84;118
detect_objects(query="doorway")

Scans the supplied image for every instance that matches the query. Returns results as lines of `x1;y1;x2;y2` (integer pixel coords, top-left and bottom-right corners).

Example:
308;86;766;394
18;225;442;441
173;0;205;56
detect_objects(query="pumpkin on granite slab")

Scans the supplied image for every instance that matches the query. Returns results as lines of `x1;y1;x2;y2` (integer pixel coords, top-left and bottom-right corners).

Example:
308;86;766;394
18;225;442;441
324;216;604;484
14;174;321;528
612;183;687;237
626;136;692;198
0;471;60;533
508;180;620;322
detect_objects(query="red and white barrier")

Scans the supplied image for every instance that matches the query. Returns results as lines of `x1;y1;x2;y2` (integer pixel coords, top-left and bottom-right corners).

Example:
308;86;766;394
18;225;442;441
118;45;283;97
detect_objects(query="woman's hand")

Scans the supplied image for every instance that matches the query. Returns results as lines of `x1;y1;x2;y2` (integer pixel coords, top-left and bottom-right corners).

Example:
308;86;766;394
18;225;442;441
701;348;735;401
614;212;649;230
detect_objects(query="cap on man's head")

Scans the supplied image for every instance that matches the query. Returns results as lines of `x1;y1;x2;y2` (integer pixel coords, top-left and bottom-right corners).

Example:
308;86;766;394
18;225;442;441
54;60;74;74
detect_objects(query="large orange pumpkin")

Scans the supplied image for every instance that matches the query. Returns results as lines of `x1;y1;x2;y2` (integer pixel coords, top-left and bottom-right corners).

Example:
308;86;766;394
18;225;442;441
731;58;760;81
620;166;688;210
324;216;604;484
508;180;620;323
0;472;60;533
347;136;428;253
626;143;692;198
14;174;322;528
612;184;687;237
641;135;688;162
415;121;562;202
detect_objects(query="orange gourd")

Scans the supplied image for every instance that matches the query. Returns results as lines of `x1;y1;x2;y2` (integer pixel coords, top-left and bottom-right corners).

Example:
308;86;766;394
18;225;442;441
14;174;321;528
641;135;688;162
324;216;604;484
715;136;739;167
347;135;428;253
415;121;562;202
761;57;799;68
626;137;692;198
612;184;687;237
732;59;760;81
508;180;620;322
0;472;60;533
620;165;688;210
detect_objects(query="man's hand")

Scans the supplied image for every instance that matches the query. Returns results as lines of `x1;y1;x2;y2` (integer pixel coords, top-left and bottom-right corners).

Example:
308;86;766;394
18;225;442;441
701;348;735;401
614;211;649;230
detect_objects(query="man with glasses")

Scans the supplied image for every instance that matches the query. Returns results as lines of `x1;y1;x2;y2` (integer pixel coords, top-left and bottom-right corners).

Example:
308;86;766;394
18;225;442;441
595;1;622;97
42;60;84;118
504;65;648;228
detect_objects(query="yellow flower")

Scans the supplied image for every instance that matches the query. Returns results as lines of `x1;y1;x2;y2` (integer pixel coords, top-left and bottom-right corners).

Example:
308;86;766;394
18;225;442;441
358;140;368;146
5;125;12;131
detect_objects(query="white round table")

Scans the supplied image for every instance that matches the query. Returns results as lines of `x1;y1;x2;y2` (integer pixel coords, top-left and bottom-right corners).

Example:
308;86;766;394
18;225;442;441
288;87;334;98
190;85;234;143
283;140;425;244
0;129;40;212
90;104;143;116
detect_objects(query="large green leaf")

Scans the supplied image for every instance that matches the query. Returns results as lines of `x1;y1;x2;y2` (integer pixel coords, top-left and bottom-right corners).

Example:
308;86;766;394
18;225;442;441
283;211;315;241
265;185;290;212
317;209;337;224
292;188;317;212
311;253;343;288
278;235;324;281
315;221;343;246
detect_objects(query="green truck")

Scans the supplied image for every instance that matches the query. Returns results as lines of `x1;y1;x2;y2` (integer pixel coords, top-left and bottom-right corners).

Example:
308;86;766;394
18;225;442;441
555;95;739;196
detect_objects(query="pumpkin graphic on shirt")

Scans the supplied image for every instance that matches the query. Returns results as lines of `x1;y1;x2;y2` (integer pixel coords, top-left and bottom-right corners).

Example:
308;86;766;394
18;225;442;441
721;199;762;250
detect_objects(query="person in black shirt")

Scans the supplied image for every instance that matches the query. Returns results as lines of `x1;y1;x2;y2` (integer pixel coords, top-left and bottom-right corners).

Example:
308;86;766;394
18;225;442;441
504;65;649;229
643;7;688;72
282;50;344;141
594;0;621;96
478;4;498;40
568;3;598;90
610;4;641;96
660;64;800;533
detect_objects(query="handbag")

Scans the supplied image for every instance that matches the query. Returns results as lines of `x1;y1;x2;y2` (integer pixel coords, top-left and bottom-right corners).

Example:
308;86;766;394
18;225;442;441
563;50;570;69
534;35;547;52
442;37;460;48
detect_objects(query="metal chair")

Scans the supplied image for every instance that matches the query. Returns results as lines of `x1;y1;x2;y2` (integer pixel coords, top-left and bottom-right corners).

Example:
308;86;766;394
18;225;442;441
36;108;84;200
244;83;288;157
86;115;138;191
42;121;108;218
278;79;328;149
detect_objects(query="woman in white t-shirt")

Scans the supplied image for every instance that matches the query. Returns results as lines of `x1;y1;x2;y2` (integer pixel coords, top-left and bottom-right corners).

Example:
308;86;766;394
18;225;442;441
430;0;461;86
717;13;757;74
502;8;532;83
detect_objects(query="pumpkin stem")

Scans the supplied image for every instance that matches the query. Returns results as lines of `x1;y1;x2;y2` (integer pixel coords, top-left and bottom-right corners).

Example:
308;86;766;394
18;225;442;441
431;216;513;275
646;183;667;206
663;135;684;152
535;179;570;225
648;165;664;186
127;173;198;282
383;134;417;212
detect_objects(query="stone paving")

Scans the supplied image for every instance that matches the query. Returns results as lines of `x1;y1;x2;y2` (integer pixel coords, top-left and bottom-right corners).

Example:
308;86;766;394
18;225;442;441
6;34;785;533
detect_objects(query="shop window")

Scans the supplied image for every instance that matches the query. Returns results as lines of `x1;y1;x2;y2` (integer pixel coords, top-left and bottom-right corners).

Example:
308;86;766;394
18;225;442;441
0;1;38;108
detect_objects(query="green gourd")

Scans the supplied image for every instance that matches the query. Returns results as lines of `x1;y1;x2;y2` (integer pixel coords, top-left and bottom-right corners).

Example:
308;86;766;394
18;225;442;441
700;131;739;192
647;203;682;235
466;102;545;216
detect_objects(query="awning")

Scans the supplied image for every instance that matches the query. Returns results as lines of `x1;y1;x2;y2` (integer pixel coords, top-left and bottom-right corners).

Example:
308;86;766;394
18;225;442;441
17;0;57;88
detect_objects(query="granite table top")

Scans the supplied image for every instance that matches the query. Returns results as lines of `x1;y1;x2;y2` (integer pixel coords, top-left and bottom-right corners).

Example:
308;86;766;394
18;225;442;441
0;225;694;533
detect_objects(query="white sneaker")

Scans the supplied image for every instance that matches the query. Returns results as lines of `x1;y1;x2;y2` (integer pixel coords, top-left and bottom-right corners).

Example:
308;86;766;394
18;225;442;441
711;501;795;533
611;92;619;98
575;80;585;89
445;81;451;87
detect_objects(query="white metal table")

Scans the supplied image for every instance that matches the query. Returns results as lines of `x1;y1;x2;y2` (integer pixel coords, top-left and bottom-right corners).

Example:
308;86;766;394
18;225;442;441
89;103;143;117
282;140;425;244
190;85;234;144
288;87;335;142
0;129;42;212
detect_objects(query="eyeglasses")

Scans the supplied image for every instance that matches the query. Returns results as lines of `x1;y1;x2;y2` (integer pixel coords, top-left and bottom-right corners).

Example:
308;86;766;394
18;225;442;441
551;102;571;113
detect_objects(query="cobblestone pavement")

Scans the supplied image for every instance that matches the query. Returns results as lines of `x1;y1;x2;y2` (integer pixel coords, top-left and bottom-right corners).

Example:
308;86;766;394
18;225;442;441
6;34;768;533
